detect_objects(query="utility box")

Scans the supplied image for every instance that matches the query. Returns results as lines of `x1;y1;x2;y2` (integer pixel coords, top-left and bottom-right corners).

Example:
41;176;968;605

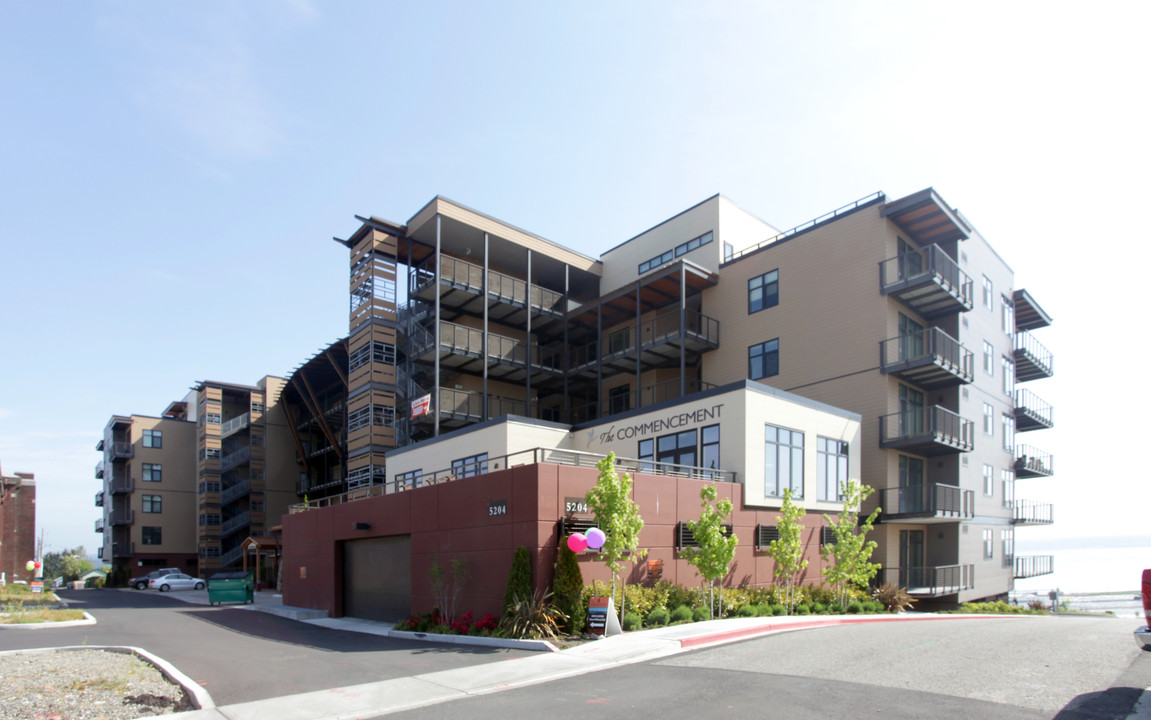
207;571;254;606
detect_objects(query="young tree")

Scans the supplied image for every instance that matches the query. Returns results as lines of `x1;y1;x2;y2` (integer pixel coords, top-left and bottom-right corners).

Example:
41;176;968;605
552;542;586;634
766;489;807;614
42;546;92;583
503;546;533;617
585;452;647;624
429;554;469;625
681;484;738;619
821;481;881;608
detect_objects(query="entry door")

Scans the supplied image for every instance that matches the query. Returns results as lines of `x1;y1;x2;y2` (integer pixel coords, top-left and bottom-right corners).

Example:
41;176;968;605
899;455;925;514
898;238;923;279
343;536;411;622
899;530;925;588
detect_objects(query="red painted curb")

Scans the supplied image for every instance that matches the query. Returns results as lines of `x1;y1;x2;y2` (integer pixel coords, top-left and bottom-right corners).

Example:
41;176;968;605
677;614;1019;649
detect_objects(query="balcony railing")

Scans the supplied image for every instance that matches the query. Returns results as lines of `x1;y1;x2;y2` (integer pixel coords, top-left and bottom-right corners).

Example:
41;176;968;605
220;413;250;438
571;309;721;372
108;476;134;494
1014;555;1055;579
221;480;251;505
1014;331;1054;381
1014;388;1054;432
109;509;134;526
221;446;251;472
94;518;104;533
879;328;973;388
95;461;104;479
94;491;104;508
878;406;974;455
1015;444;1054;478
570;377;718;424
410;255;567;318
107;441;134;461
878;564;975;597
221;512;250;537
879;244;974;318
112;541;135;558
409;321;564;375
879;484;974;522
288;446;737;513
1013;500;1054;525
221;545;245;568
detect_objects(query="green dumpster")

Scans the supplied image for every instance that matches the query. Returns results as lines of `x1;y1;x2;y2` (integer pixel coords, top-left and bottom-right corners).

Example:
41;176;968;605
207;571;254;606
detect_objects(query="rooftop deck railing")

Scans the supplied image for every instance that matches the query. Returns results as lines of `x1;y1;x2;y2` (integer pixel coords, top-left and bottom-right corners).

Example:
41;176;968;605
727;192;885;263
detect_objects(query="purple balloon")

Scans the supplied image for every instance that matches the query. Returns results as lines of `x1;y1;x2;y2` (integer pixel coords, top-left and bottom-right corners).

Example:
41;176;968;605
567;533;588;553
586;527;606;550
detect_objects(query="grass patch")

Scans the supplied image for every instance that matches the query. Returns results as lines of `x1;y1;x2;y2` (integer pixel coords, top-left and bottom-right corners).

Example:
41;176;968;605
947;600;1046;615
0;585;60;605
0;608;86;624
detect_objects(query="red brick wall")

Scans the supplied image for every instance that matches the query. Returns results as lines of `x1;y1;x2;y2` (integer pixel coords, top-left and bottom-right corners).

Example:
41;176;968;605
1;476;36;584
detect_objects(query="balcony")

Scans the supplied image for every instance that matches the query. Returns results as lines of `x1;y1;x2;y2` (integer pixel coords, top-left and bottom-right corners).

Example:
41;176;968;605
94;518;104;533
221;479;251;505
220;412;250;439
877;564;975;597
221;545;245;568
569;308;721;376
409;254;568;324
1014;331;1054;381
112;541;136;558
108;476;134;494
1015;444;1054;478
220;446;251;472
97;546;104;560
107;441;134;461
879;406;974;455
879;245;973;319
221;511;250;538
407;321;564;382
879;328;973;389
570;377;718;424
878;484;974;523
109;509;134;526
1014;555;1054;578
1013;500;1054;526
1014;389;1054;432
95;461;104;479
94;491;104;508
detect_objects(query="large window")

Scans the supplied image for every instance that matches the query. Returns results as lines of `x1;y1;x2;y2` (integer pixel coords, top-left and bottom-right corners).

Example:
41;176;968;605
638;231;713;274
658;429;697;467
982;275;994;310
142;527;162;545
1002;414;1015;452
1001;295;1015;335
748;270;779;313
701;425;720;475
749;339;779;381
982;464;994;497
143;429;162;448
452;453;488;478
983;341;994;375
142;495;162;513
817;437;848;502
983;403;994;436
1002;358;1015;396
142;463;162;483
982;529;994;559
765;424;804;498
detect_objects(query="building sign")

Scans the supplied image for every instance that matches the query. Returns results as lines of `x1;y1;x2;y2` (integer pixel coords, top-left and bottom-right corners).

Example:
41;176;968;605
594;403;723;444
30;581;43;594
587;596;610;635
489;500;508;517
411;394;431;418
564;497;589;515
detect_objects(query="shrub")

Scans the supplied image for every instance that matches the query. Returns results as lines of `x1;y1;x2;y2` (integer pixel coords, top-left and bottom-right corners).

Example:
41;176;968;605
957;601;1045;615
872;583;916;613
770;604;786;616
1027;600;1048;612
646;607;671;627
503;547;533;617
812;602;827;614
670;605;693;624
846;600;864;614
795;603;811;615
752;603;770;617
499;589;566;640
552;543;585;634
622;612;643;631
692;606;710;622
735;604;757;618
665;584;699;611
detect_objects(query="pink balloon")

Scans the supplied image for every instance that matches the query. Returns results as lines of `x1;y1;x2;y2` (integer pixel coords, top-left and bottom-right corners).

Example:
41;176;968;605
586;527;606;550
34;561;42;569
567;533;588;553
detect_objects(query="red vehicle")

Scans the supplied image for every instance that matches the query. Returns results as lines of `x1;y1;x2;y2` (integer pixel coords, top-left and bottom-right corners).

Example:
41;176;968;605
1137;569;1151;649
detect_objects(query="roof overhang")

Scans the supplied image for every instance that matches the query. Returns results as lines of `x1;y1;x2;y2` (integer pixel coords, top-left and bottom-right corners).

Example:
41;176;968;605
882;188;971;245
1013;288;1052;330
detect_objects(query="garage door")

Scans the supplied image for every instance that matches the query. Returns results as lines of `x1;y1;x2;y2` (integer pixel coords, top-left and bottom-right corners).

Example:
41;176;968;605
342;535;411;622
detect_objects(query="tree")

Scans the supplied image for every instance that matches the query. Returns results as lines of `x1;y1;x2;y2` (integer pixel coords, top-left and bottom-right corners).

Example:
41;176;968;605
502;546;533;617
42;546;92;583
429;554;469;625
585;452;646;624
821;481;881;608
766;489;807;614
552;542;585;634
681;484;738;619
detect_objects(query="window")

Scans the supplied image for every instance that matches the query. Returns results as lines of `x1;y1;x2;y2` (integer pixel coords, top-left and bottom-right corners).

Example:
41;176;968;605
765;424;804;498
748;270;779;313
608;328;630;354
983;403;994;436
251;400;265;414
749;339;779;381
982;275;993;310
638;231;713;274
658;429;698;467
897;238;923;279
143;429;162;448
899;455;925;514
1002;414;1015;452
205;447;221;460
1002;469;1015;509
250;499;264;512
982;464;994;497
1001;295;1015;335
723;242;734;262
638;438;655;473
142;527;162;546
608;385;631;414
898;385;925;435
452;453;489;478
348;404;397;431
1002;358;1015;396
205;412;221;425
898;314;925;361
1002;529;1015;562
251;432;264;447
199;513;221;526
701;425;720;475
142;463;162;483
349;341;397;371
983;341;994;375
396;469;423;489
817;437;848;502
142;495;162;513
982;529;993;559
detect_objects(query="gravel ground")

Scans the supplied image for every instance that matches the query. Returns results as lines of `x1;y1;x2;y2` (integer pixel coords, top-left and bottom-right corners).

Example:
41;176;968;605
0;649;192;720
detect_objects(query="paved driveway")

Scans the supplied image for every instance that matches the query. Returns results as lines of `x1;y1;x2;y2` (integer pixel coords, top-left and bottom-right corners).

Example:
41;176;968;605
0;589;519;706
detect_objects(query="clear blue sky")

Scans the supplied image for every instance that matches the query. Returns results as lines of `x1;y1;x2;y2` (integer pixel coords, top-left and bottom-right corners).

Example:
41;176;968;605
1;1;1146;558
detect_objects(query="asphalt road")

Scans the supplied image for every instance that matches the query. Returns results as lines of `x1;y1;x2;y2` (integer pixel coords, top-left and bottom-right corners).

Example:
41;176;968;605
379;614;1150;720
0;589;518;706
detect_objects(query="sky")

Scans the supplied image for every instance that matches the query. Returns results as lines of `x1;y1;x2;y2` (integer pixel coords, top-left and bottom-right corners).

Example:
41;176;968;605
1;1;1147;561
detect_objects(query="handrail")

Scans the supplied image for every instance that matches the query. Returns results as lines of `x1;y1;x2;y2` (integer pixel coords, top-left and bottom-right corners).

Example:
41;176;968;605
878;406;973;449
1013;500;1054;524
879;327;972;377
410;255;566;316
727;192;886;262
1014;388;1054;426
220;413;250;438
1015;444;1054;476
879;244;974;305
880;484;974;518
1015;331;1054;376
1014;555;1054;578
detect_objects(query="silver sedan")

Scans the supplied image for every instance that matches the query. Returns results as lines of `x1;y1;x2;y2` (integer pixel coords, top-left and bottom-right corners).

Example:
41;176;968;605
149;573;206;592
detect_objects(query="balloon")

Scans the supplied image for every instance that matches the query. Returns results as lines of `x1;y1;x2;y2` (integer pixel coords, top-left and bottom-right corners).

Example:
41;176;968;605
567;533;588;553
586;527;606;550
34;561;41;569
26;561;35;571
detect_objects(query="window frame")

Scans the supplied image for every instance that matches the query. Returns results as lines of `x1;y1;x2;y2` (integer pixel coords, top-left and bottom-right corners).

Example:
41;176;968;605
982;464;994;497
748;270;779;314
983;403;994;436
765;423;804;499
142;494;162;514
982;275;994;310
983;340;995;375
142;526;162;546
143;429;163;448
817;437;849;502
749;339;780;381
142;463;162;483
452;453;489;478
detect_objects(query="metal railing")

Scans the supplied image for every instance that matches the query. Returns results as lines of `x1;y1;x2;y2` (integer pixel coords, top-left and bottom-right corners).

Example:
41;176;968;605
220;413;250;438
94;518;105;533
1014;388;1053;427
1015;444;1054;476
1013;500;1054;525
109;509;134;526
1014;331;1054;377
94;491;104;508
1014;555;1054;578
112;542;135;558
95;461;104;479
221;446;251;472
878;564;975;596
107;441;134;461
108;476;134;494
879;484;974;519
221;545;244;568
221;480;251;505
879;327;973;380
878;244;974;308
878;406;974;450
222;512;250;536
570;377;717;424
288;446;737;513
410;255;566;317
727;192;885;262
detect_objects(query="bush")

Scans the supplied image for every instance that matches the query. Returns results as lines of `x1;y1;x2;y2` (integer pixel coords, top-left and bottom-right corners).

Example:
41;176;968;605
646;607;671;627
692;606;710;622
499;589;567;640
622;612;643;631
670;605;693;624
812;602;827;614
957;601;1045;615
872;583;916;613
503;547;533;617
770;604;787;616
735;604;757;618
863;600;884;614
795;603;811;615
665;583;699;611
552;543;585;634
846;600;864;614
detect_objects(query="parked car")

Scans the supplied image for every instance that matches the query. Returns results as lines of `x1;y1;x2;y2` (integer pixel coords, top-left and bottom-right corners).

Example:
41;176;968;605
130;567;180;590
1137;568;1151;649
149;573;206;592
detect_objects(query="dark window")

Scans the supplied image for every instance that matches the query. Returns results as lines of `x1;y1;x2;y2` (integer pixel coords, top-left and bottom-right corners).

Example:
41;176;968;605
608;385;631;414
608;329;630;355
638;438;654;472
748;270;779;313
657;429;697;467
142;463;162;483
749;339;779;380
142;495;162;513
142;527;162;545
701;424;720;475
143;429;162;448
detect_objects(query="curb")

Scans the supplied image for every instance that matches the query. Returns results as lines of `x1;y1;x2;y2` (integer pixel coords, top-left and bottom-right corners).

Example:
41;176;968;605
0;611;97;629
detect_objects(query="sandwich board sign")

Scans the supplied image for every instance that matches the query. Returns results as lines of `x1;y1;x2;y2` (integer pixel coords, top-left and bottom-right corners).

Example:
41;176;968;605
587;596;622;636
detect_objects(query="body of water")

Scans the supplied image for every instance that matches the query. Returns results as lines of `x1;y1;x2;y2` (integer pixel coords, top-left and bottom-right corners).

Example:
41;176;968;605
1010;537;1149;618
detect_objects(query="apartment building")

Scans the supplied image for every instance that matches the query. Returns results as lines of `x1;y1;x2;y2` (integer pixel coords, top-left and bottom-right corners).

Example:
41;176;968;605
1;465;36;584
